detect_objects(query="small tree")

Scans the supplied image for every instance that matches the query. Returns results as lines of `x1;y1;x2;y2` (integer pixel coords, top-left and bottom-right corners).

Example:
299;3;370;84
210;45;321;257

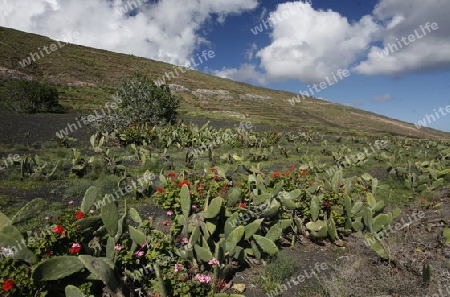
86;73;180;133
116;73;179;126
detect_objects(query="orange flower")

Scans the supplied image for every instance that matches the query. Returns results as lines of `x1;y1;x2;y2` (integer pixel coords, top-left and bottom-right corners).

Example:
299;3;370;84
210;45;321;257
75;211;85;219
2;279;14;291
53;225;65;234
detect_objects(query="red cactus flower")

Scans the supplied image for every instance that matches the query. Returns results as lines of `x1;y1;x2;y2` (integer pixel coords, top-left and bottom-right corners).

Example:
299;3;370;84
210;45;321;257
309;181;314;186
210;168;216;173
213;175;219;180
53;225;65;234
157;187;163;194
177;180;190;187
69;243;81;254
196;184;200;189
323;201;330;207
2;279;14;291
272;172;281;178
75;211;85;219
168;172;176;178
238;203;246;208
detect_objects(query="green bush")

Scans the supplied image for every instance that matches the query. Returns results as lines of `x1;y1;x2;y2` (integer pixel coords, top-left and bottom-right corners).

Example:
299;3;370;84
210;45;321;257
87;73;180;133
2;80;65;114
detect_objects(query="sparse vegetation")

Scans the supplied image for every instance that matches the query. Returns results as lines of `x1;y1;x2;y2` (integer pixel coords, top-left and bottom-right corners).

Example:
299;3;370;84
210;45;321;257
0;26;449;297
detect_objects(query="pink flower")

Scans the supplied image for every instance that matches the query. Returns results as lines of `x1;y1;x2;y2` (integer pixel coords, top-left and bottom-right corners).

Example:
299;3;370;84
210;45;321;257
167;210;174;216
114;244;122;251
162;221;171;226
192;205;197;210
208;258;220;266
135;250;144;257
147;216;153;221
89;209;95;213
44;216;50;221
182;238;189;244
195;274;212;283
174;263;184;273
68;200;74;205
140;243;147;248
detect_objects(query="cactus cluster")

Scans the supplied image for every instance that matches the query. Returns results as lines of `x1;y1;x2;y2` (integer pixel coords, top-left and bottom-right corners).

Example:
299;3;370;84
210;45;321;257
305;172;401;244
29;186;127;296
173;180;287;275
21;155;61;179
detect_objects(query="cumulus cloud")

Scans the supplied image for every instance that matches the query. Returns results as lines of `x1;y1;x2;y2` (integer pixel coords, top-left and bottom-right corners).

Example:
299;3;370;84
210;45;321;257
255;1;380;83
373;94;394;103
235;0;450;84
354;0;450;76
0;0;258;67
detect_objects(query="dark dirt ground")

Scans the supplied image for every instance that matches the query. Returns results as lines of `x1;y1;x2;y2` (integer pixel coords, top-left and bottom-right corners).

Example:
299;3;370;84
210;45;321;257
0;112;281;147
1;113;450;297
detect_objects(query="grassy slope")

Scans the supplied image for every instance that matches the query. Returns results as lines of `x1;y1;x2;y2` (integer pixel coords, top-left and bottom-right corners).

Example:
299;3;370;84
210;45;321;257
0;26;448;139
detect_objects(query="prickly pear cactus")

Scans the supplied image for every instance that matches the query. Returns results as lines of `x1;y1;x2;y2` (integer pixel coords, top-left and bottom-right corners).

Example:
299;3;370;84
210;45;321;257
32;256;85;281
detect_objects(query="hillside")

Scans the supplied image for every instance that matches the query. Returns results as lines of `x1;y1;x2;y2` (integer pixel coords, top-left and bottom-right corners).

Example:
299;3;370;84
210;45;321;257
0;26;448;139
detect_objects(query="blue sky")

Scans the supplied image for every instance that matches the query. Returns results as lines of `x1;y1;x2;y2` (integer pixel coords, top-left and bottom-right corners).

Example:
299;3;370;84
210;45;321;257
1;0;450;132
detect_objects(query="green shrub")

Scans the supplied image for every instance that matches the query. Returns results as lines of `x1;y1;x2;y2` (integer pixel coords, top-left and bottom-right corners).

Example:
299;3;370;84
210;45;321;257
2;80;65;114
87;73;180;133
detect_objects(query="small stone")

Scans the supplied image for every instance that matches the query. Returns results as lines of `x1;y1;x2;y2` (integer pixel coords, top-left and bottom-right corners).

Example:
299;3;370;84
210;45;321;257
232;283;246;293
334;239;345;247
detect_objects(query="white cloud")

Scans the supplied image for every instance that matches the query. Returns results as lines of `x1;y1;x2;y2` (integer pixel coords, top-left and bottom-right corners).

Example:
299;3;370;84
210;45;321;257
212;64;266;85
0;0;258;67
255;1;380;83
245;43;259;61
354;0;450;75
223;0;450;84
